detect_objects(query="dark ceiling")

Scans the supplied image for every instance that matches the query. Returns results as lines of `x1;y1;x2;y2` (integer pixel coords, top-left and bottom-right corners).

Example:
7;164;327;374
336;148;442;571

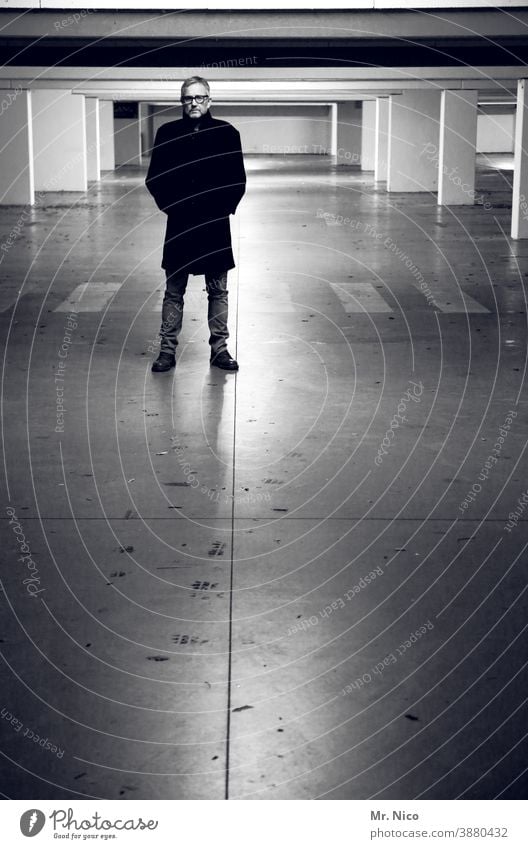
1;36;528;68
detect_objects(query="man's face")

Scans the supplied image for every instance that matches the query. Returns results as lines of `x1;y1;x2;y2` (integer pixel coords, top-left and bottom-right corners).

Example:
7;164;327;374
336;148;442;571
181;82;211;120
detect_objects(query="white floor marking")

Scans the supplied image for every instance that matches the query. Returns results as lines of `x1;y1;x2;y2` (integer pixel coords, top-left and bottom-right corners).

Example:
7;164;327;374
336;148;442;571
55;281;122;312
330;280;393;313
413;283;490;314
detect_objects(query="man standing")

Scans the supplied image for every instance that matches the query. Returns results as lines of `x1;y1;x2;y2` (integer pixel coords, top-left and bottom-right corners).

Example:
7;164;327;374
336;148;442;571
146;76;246;372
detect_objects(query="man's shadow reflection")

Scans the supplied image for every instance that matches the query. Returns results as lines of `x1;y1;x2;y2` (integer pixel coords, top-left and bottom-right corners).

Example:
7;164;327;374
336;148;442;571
199;368;234;509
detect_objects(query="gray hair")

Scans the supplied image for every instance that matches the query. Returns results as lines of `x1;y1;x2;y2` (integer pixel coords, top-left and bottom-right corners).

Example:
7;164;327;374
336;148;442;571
181;76;210;95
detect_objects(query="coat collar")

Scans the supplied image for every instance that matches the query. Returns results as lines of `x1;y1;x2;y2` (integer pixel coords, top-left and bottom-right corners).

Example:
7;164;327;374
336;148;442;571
182;109;214;131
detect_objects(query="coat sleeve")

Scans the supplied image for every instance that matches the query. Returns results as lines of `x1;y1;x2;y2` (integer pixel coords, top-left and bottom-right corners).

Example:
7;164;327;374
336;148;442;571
145;125;171;213
227;128;246;215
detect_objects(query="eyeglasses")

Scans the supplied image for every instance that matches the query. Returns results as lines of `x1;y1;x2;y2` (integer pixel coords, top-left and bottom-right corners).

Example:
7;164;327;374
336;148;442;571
181;95;209;104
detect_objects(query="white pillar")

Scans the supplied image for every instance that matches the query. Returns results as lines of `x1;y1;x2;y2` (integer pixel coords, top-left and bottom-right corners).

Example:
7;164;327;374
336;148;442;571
336;101;362;166
375;97;389;181
32;90;87;192
98;100;115;171
0;89;34;206
512;79;528;239
329;103;338;156
139;101;155;161
85;96;100;182
361;100;376;171
438;90;478;206
387;90;441;192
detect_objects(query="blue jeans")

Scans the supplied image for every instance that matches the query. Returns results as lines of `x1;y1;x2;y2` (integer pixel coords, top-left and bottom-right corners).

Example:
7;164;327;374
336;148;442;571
159;269;230;357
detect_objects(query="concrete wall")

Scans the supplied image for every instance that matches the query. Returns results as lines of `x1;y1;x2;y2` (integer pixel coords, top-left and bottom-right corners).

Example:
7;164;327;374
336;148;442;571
99;100;115;170
143;102;516;160
139;101;149;159
361;100;377;170
149;104;331;154
85;96;100;181
387;90;441;191
0;89;34;205
336;101;362;166
477;111;515;153
32;90;87;191
114;116;141;165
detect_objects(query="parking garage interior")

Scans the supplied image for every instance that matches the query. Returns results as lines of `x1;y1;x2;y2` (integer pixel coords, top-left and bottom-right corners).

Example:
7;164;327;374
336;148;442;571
1;3;528;803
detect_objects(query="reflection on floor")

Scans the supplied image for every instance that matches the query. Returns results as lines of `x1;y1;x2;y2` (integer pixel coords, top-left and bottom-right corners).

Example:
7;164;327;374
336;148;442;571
0;155;527;800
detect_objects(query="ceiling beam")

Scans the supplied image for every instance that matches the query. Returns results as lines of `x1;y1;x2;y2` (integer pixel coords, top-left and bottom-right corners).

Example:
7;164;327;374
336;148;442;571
1;8;528;40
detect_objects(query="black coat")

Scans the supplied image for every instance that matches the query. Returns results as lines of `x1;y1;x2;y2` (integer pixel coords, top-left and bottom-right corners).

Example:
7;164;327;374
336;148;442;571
145;110;246;275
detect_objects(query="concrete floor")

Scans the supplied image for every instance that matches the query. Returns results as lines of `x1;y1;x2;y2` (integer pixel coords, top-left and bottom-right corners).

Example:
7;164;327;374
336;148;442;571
0;154;527;800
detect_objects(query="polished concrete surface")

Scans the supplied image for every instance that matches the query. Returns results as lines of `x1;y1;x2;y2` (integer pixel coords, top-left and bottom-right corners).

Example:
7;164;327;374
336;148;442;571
0;154;527;800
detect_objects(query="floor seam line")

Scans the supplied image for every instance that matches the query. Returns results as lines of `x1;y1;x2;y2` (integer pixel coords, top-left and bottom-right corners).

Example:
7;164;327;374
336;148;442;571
225;215;241;801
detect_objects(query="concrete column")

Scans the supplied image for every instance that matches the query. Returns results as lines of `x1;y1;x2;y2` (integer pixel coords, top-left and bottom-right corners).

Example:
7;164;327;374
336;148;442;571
32;89;87;192
144;103;155;156
139;101;146;160
512;79;528;239
374;97;389;181
329;103;338;156
336;101;362;166
437;90;478;205
361;100;376;171
115;104;141;166
0;89;34;206
85;96;100;182
387;90;441;192
98;100;115;171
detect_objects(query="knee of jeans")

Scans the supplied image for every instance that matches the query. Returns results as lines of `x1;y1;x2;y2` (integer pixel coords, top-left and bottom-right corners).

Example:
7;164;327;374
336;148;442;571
162;305;181;324
207;286;228;299
164;291;184;303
